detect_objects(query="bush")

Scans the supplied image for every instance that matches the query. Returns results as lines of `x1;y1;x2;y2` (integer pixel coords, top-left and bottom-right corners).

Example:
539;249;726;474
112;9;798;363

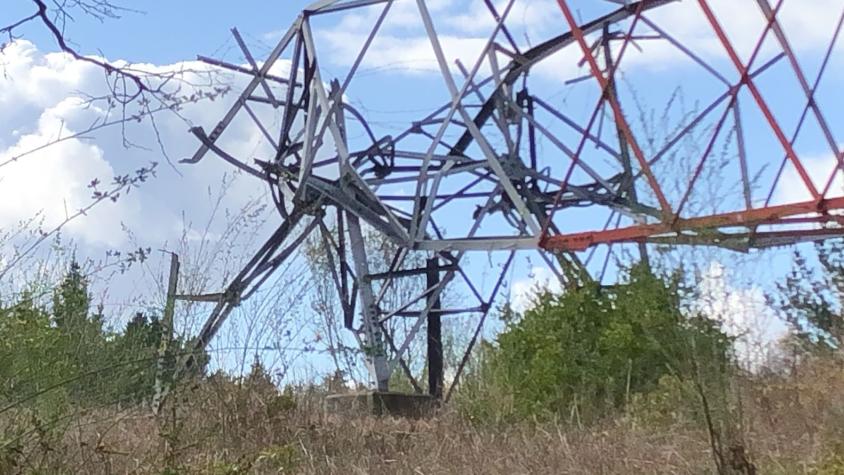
460;264;732;425
0;262;206;414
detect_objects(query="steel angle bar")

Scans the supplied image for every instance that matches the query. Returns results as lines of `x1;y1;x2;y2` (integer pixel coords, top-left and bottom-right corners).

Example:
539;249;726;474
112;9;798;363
732;102;753;211
392;307;485;317
304;0;343;12
484;0;521;55
452;264;486;306
404;160;490;235
674;0;784;221
540;86;613;239
673;95;740;219
646;52;784;171
449;0;675;157
185;17;301;164
640;227;844;251
532;96;621;160
697;0;820;201
278;33;304;158
294;82;322;203
416;237;539;252
377;285;438;325
542;5;652;243
416;0;541;237
317;219;354;320
308;0;389;15
486;51;516;150
296;0;392;185
407;0;515;241
392;151;468;162
543;195;844;251
335;209;357;328
749;229;844;248
516;198;585;282
389;75;497;146
373;248;409;308
387;186;505;374
584;212;616;266
306;178;406;241
338;0;394;93
242;102;280;152
539;248;573;286
454;59;514;153
299;13;389;173
299;24;409;242
188;210;307;355
195;56;300;87
524;177;650;234
366;263;459;282
300;21;350;165
444;250;515;402
339;169;411;242
346;213;391;390
189;127;265;178
505;100;617;192
175;293;224;303
379;324;424;393
765;10;844;207
754;0;842;182
243;223;321;301
365;160;488;183
365;163;492;186
639;16;730;86
232;28;279;108
432;172;493;212
557;0;673;220
378;192;493;202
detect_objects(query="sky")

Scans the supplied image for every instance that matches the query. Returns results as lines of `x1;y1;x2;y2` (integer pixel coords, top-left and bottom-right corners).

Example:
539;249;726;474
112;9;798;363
2;0;842;380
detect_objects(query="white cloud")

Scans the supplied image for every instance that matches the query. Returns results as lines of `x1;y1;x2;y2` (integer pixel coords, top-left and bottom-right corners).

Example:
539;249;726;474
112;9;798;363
695;261;789;371
0;42;138;247
310;0;842;81
0;100;137;247
322;30;491;75
510;265;562;313
653;0;842;57
0;40;278;252
316;0;521;77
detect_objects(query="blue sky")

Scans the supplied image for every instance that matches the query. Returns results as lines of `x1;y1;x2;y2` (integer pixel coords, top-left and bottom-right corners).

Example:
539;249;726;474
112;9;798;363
2;0;843;382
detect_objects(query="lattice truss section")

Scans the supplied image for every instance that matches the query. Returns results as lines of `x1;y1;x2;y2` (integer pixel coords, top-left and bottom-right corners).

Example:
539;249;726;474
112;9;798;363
181;0;844;390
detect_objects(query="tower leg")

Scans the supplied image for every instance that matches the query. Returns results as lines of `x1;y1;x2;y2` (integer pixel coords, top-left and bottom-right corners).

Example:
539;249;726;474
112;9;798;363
426;257;443;399
346;213;391;391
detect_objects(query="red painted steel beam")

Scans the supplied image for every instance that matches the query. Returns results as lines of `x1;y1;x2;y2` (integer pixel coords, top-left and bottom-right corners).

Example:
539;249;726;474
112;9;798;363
542;196;844;251
540;7;645;239
555;0;674;220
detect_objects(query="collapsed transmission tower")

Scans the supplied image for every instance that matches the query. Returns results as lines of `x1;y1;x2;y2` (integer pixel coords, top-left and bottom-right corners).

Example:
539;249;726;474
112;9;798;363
181;0;844;393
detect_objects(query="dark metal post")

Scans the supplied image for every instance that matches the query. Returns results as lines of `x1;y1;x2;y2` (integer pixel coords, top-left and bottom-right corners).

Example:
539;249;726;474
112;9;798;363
426;256;443;399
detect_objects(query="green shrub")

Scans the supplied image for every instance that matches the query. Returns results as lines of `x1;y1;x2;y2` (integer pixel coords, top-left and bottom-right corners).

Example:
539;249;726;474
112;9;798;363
459;264;732;425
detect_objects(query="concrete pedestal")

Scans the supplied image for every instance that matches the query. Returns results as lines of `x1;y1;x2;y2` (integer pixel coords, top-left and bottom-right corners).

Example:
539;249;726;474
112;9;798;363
324;391;438;418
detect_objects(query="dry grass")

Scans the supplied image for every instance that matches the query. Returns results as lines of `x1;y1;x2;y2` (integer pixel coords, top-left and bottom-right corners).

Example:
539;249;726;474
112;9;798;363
1;358;843;474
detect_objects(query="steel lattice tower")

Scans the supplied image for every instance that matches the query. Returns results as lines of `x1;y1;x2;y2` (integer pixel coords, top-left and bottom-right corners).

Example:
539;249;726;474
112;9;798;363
181;0;844;393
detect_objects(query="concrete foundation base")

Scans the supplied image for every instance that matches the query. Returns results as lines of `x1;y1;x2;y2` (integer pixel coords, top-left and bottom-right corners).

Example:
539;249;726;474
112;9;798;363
324;391;438;418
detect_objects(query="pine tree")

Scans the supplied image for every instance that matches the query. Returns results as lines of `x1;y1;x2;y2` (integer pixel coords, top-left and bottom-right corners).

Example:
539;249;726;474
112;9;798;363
52;261;91;331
